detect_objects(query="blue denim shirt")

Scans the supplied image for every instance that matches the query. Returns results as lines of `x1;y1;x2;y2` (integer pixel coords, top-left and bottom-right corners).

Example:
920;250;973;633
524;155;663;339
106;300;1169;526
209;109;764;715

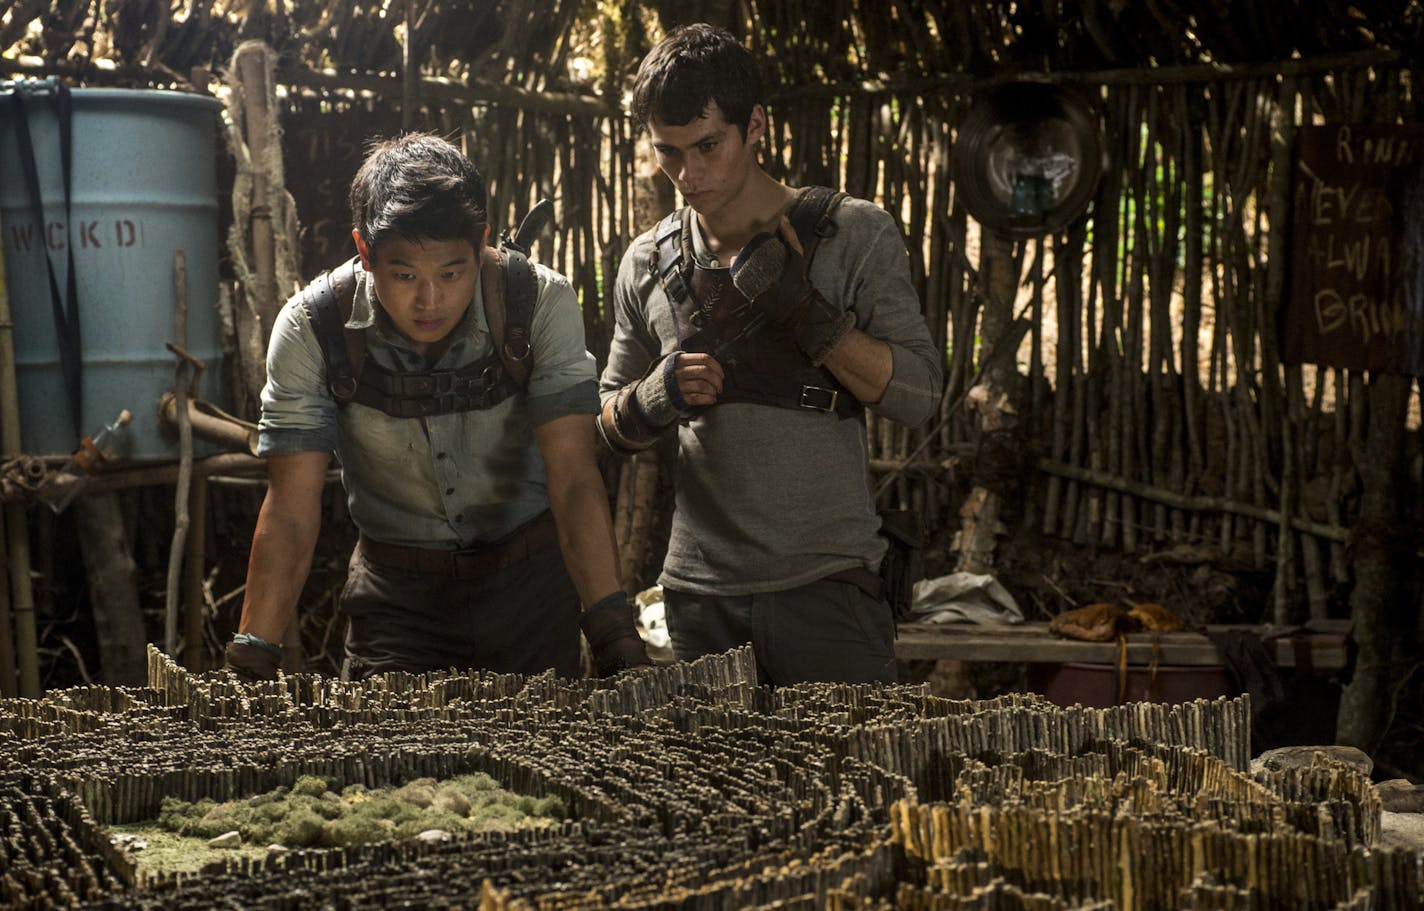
258;260;598;548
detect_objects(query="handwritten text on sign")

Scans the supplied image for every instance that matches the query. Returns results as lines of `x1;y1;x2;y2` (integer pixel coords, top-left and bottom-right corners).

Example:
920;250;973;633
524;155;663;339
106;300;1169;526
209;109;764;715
1284;124;1424;375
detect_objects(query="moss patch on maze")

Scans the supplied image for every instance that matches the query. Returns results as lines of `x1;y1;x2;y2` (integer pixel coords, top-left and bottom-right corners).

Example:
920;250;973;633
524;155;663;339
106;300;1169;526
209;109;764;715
158;772;564;846
1;646;1421;910
111;773;564;876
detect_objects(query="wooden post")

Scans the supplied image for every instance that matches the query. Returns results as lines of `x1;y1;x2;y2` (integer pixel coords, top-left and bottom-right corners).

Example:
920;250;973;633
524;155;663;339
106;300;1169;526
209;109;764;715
75;493;147;686
1336;373;1412;752
165;250;192;656
401;0;417;131
614;453;660;592
183;476;208;672
0;508;19;697
955;230;1021;574
0;225;37;697
235;42;278;332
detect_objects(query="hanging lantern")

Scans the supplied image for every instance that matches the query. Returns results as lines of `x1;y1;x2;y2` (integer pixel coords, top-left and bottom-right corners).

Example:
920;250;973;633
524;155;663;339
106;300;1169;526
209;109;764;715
950;78;1104;236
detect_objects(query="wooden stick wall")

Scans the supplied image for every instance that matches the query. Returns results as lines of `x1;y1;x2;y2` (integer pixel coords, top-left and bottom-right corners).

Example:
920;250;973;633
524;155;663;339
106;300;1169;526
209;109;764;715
3;0;1420;625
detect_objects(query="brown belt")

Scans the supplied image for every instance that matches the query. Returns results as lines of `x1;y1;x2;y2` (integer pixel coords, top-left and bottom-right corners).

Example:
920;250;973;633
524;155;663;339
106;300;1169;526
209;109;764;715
357;510;559;581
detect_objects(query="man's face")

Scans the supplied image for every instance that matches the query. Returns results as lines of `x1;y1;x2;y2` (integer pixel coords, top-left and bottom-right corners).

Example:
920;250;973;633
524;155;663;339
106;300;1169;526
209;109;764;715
648;101;764;218
355;232;484;354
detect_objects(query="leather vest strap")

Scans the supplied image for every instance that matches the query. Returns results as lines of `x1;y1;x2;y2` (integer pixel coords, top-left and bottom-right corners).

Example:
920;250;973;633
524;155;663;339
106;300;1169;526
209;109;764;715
653;187;861;420
300;257;361;402
298;245;533;420
347;353;520;418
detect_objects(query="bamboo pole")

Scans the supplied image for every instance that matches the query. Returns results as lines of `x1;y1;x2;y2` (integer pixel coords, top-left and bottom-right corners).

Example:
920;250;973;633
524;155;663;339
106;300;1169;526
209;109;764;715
1144;86;1173;544
235;42;278;334
1179;86;1205;541
1120;86;1149;554
1022;237;1045;534
0;231;17;696
0;224;37;697
1036;459;1358;546
401;0;417;131
163;249;193;658
0;508;16;698
1264;78;1298;624
1082;91;1121;546
81;453;264;493
183;476;208;671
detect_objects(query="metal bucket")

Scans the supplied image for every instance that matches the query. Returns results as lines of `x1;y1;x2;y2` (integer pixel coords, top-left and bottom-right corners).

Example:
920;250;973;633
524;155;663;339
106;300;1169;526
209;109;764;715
0;82;223;458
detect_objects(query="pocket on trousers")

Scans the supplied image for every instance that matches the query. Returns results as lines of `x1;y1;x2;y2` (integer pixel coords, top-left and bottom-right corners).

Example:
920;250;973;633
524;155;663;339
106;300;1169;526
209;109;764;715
829;580;894;657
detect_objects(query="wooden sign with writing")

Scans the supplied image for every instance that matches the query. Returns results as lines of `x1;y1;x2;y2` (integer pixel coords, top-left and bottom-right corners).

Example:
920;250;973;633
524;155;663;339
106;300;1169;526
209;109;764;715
1284;124;1424;375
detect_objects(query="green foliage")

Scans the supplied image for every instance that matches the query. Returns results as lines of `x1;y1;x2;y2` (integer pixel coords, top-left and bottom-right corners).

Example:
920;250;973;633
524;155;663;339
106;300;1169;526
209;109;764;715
324;813;389;846
291;775;329;797
145;771;567;854
284;810;325;847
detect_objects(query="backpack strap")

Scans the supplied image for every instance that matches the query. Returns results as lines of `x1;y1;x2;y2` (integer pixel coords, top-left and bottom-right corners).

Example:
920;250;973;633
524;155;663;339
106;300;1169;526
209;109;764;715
300;256;363;403
650;187;847;306
302;245;537;412
484;243;536;389
652;209;695;317
785;185;847;267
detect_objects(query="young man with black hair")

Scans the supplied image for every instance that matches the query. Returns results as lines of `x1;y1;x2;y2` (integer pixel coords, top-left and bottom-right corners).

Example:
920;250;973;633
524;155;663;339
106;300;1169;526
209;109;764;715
226;133;650;681
598;25;943;685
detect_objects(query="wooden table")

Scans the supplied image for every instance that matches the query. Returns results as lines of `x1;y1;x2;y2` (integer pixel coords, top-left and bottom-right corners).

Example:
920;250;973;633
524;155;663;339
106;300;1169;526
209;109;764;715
894;620;1350;670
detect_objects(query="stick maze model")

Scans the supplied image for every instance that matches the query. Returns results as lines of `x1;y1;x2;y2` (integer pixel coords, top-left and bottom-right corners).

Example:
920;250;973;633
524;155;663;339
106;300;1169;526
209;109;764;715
0;646;1419;909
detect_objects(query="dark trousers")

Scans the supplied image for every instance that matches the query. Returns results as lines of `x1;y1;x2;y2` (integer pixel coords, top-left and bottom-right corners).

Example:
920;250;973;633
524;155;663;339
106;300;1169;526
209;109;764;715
663;575;896;686
339;539;580;681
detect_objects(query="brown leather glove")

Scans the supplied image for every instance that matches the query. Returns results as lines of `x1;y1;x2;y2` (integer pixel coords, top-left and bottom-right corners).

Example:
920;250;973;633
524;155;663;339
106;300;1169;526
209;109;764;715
580;593;653;677
731;230;854;365
224;637;281;681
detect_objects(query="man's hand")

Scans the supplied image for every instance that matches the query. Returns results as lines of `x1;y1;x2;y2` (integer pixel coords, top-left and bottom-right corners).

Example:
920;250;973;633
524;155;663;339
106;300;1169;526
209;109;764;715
224;639;281;682
629;350;722;429
668;351;724;409
731;216;854;365
580;593;654;676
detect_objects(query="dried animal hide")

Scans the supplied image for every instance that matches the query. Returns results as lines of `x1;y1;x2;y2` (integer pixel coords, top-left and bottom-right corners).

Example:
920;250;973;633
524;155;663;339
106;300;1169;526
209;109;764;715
1048;602;1124;641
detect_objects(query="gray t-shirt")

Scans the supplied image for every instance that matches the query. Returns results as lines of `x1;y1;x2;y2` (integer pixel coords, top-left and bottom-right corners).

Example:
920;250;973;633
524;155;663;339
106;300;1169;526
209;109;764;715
259;259;598;549
600;194;943;595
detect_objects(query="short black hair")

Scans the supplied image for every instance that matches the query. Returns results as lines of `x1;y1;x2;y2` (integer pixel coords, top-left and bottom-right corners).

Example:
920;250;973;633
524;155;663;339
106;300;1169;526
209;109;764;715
630;24;762;138
349;133;488;253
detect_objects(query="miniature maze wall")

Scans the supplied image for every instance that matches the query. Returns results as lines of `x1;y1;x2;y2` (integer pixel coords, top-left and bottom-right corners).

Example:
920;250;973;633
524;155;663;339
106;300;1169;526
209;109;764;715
0;646;1419;910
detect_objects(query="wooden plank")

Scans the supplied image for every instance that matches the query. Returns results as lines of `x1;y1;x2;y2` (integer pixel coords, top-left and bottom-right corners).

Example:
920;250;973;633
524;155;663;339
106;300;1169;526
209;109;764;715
894;621;1348;670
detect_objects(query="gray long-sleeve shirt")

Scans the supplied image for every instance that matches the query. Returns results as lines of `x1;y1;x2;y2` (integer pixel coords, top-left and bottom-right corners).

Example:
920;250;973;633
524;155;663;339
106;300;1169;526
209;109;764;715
600;195;944;595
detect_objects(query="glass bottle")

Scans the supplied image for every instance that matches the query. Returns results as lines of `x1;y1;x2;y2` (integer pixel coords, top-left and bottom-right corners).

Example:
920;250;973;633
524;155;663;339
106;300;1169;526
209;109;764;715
38;409;134;513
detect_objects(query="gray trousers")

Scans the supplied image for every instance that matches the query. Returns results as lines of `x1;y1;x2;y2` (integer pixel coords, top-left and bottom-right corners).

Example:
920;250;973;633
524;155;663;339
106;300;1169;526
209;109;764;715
663;576;896;686
339;541;580;681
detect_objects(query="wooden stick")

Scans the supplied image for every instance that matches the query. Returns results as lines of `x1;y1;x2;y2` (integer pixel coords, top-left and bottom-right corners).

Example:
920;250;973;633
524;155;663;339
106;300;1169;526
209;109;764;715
164;250;192;657
183;477;208;672
1036;458;1356;545
1266;78;1300;623
762;49;1402;102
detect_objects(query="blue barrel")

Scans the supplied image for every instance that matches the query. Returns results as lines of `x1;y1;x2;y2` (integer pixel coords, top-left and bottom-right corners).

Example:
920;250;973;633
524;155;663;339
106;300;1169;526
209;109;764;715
0;83;224;458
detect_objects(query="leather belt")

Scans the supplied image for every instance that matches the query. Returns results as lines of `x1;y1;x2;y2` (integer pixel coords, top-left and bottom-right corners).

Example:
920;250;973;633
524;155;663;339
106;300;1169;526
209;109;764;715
357;511;558;581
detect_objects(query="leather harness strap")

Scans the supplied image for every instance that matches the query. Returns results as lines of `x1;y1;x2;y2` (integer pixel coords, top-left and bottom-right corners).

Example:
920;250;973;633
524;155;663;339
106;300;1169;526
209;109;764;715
653;186;860;419
299;245;536;417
